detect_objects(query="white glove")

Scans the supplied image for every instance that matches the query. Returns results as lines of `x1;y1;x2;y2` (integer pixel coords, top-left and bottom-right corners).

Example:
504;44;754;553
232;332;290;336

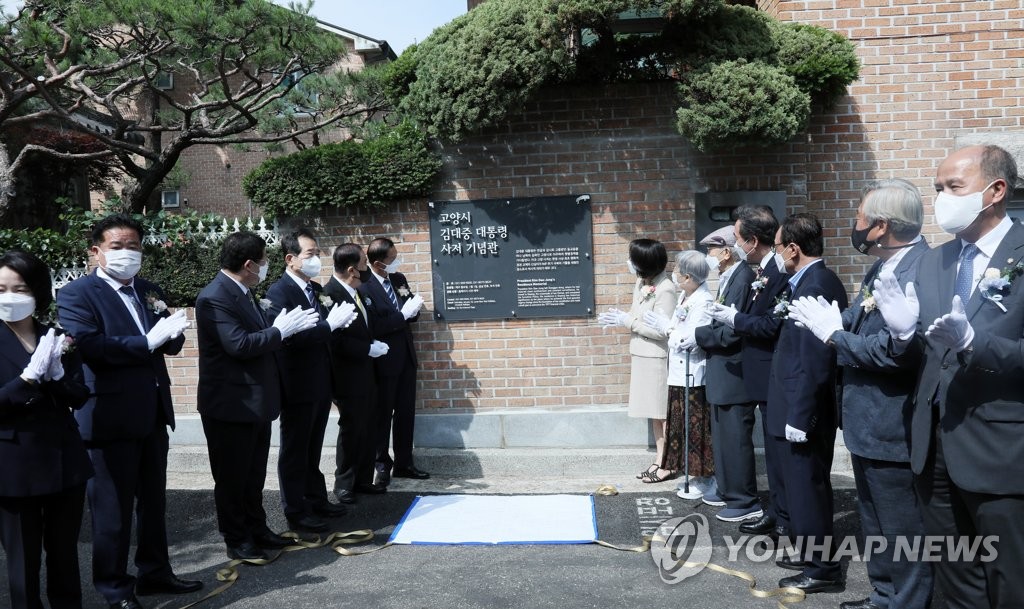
597;308;630;329
642;310;672;335
146;310;189;351
45;333;67;381
400;294;425;320
925;295;975;352
706;302;738;328
785;424;808;443
22;328;56;383
273;306;320;339
368;340;390;358
327;302;358;331
677;331;697;352
872;270;919;340
789;296;845;344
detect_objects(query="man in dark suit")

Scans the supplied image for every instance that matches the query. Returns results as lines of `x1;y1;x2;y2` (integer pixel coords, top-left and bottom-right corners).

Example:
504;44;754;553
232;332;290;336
56;215;200;609
265;229;355;532
362;237;427;485
790;179;932;609
692;226;759;523
707;205;788;538
873;144;1024;608
195;231;319;561
763;213;848;593
323;243;391;503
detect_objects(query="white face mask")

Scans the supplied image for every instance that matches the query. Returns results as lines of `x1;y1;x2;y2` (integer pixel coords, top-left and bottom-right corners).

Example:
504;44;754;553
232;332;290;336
0;293;36;322
251;260;269;284
705;254;720;273
300;255;322;278
934;181;997;235
774;251;788;274
627;259;637;275
102;249;142;280
735;239;751;262
385;258;402;274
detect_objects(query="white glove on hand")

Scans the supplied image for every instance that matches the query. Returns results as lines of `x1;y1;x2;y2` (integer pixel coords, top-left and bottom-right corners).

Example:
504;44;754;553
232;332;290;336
401;294;425;320
368;340;390;358
642;310;672;335
327;302;358;331
677;331;697;352
925;295;975;352
597;308;630;329
706;302;738;328
146;310;188;351
785;424;808;443
873;269;919;340
22;328;56;383
45;333;67;381
789;296;845;344
273;306;319;340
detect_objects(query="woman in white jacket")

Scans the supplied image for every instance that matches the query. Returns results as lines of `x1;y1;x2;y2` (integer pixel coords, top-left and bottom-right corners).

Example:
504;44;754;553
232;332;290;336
642;250;715;487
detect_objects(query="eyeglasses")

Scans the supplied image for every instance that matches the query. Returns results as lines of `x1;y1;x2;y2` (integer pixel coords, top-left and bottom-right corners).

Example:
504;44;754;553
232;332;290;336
773;242;791;254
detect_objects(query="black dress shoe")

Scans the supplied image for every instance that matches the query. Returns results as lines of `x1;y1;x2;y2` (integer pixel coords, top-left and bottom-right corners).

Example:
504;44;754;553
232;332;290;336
393;465;430;479
775;557;809;571
253;531;295;549
373;469;391;487
354;482;387;494
109;596;144;609
333;489;357;504
226;541;268;561
778;574;844;594
738;513;776;535
136;574;204;596
312;501;349;517
840;599;882;609
285;514;328;533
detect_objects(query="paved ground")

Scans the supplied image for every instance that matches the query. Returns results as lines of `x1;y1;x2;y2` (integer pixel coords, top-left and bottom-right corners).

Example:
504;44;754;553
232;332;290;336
1;449;947;608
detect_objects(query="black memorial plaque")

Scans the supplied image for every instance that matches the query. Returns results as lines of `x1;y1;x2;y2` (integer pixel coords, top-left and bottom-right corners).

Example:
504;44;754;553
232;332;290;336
428;195;595;321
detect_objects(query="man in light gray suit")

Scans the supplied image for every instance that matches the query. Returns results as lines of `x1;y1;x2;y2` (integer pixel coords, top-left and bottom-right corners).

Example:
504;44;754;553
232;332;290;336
789;179;932;609
873;145;1023;608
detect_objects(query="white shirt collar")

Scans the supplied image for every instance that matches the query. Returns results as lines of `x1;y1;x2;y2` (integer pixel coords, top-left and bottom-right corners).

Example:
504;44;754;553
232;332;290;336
963;215;1014;259
96;266;135;292
285;268;310;292
220;269;250;296
879;236;922;274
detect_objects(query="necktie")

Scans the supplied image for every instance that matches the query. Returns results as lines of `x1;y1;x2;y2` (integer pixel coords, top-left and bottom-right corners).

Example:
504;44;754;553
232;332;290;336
354;294;368;326
955;243;979;304
383;278;400;311
119;286;148;331
305;284;316;308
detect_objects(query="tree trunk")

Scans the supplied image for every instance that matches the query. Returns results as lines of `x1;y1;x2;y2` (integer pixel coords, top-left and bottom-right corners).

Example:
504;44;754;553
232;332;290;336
0;141;12;221
122;150;181;214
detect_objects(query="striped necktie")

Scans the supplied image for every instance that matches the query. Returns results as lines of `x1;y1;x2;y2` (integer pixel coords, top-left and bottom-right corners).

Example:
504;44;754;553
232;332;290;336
383;278;400;310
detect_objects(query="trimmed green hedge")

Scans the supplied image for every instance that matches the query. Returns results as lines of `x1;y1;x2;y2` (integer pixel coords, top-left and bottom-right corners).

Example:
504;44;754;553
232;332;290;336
242;120;442;216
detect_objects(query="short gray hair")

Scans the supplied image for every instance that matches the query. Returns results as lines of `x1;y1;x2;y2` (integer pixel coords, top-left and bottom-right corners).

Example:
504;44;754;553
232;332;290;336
860;178;924;241
676;249;709;284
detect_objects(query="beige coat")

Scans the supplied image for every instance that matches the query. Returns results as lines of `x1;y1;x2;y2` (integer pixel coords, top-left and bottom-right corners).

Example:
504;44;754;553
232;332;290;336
627;272;677;357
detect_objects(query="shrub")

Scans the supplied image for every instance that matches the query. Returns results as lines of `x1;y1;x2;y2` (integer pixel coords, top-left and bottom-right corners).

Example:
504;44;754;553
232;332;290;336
676;59;811;152
242;120;442;217
772;21;861;106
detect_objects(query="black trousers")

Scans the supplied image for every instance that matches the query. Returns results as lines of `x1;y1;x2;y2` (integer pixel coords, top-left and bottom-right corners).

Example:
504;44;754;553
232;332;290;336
85;424;172;603
0;484;86;609
334;387;378;493
277;398;331;517
758;403;788;526
201;416;272;546
915;429;1024;609
711;402;759;511
375;361;417;471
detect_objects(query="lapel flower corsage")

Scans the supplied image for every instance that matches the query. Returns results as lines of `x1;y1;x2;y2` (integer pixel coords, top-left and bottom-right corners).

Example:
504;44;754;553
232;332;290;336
259;298;272;311
397;286;411;298
772;295;790;319
859;286;876;313
750;276;767;300
319;294;334;308
60;334;75;355
641;284;657;302
145;292;167;314
977;258;1024;313
364;296;373;308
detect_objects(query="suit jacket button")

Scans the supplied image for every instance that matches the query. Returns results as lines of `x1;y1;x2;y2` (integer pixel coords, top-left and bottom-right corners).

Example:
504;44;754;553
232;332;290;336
941;363;949;370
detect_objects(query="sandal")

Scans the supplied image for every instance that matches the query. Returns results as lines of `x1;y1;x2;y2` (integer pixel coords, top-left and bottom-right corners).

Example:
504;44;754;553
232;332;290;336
636;463;658;479
641;469;678;484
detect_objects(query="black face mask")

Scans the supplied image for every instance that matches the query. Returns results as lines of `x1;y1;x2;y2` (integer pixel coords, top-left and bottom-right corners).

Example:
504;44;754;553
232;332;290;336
851;221;878;254
359;268;372;283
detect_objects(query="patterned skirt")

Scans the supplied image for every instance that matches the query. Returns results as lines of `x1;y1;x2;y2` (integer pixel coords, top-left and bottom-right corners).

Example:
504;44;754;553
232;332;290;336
661;385;714;476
